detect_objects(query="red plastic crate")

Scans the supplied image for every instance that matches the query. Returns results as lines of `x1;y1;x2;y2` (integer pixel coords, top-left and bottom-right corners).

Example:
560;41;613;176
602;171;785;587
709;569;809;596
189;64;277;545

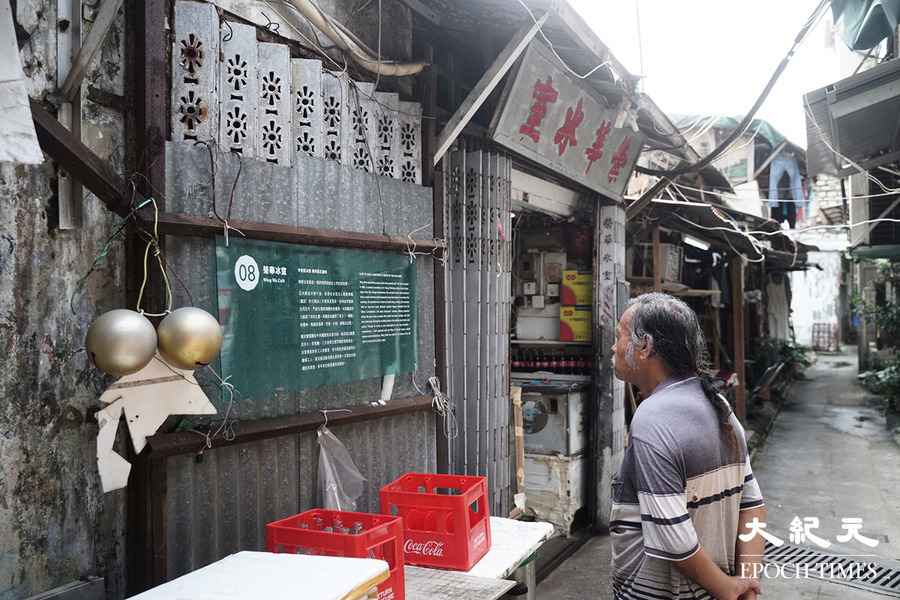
266;509;404;600
380;473;491;571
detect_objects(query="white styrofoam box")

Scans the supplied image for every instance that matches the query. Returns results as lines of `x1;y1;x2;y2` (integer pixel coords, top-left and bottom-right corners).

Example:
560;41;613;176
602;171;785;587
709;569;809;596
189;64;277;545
515;304;560;341
523;453;585;535
128;551;389;599
531;295;545;309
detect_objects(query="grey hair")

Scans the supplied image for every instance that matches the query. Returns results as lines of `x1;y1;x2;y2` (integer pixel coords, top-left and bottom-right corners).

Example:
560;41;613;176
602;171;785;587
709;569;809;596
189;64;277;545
624;292;738;455
624;292;708;375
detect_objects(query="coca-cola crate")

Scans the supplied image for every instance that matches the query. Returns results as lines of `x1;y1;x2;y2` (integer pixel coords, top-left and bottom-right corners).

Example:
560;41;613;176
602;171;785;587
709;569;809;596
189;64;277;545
266;509;404;600
380;473;491;571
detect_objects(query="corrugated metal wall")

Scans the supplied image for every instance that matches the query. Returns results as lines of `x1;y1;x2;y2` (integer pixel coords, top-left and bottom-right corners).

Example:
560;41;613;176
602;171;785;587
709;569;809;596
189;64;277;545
164;142;436;417
160;141;438;578
442;142;513;517
164;410;436;578
154;2;442;581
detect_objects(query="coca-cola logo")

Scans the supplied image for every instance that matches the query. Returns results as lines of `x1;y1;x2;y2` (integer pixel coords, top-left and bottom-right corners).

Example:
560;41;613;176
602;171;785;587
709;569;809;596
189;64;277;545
472;531;487;548
404;539;445;557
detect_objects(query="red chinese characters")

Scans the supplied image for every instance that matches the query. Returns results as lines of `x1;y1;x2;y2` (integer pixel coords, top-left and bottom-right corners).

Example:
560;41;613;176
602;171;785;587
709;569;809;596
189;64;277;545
584;120;612;175
608;136;633;184
519;77;559;143
553;98;584;156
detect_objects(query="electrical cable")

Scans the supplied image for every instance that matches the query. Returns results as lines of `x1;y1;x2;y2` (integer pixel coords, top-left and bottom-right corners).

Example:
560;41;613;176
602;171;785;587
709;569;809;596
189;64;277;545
671;180;900;204
513;0;615;80
637;0;831;178
803;94;900;194
135;197;174;317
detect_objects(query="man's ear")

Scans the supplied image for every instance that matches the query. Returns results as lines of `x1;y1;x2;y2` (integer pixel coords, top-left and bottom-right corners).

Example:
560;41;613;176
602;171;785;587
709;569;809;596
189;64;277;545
640;335;654;359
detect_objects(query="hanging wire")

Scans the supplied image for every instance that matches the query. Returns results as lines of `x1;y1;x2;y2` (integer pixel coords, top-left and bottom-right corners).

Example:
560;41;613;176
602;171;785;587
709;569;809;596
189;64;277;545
135;197;174;316
514;0;615;80
412;373;457;440
196;141;246;246
803;94;900;195
154;356;242;451
345;79;388;235
69;195;150;315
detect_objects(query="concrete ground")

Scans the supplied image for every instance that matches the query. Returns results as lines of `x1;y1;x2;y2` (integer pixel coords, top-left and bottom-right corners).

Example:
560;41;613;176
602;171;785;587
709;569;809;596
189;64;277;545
537;347;900;599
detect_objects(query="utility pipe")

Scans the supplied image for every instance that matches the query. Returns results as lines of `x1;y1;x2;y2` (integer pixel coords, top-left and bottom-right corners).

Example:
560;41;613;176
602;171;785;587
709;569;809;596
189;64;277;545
286;0;428;76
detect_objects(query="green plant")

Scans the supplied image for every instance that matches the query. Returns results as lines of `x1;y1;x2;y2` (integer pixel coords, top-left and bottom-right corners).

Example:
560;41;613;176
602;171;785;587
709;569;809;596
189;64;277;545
748;338;811;390
861;356;900;411
857;301;900;347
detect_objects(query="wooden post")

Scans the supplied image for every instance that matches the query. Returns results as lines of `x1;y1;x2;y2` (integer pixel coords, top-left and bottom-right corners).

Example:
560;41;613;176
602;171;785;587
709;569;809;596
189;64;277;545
652;226;662;291
731;257;747;422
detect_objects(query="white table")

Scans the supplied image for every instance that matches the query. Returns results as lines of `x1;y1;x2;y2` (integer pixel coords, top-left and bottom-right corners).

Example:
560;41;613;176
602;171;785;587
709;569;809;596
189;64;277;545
406;517;555;600
129;551;390;600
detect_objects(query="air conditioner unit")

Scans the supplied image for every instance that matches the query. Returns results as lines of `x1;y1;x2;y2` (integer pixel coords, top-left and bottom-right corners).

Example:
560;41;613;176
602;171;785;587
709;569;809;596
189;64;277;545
805;58;900;178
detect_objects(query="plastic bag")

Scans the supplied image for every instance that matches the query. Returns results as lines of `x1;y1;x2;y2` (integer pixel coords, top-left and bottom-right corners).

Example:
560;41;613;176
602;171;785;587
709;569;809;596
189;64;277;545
317;425;366;511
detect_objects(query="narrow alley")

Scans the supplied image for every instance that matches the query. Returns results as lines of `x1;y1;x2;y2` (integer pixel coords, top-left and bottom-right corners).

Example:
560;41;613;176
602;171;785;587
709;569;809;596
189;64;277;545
539;348;900;599
7;0;900;598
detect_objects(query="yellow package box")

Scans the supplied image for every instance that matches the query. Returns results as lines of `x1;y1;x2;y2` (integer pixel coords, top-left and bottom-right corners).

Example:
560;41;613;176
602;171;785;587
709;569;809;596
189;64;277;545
560;306;591;342
561;271;592;306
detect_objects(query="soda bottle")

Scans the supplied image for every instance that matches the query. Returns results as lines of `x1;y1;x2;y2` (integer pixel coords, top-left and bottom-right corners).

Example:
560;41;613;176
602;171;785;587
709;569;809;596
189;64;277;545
547;352;557;373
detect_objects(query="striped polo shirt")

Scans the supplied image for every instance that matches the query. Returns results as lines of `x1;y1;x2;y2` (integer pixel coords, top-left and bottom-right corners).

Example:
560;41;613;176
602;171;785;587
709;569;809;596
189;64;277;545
610;376;765;600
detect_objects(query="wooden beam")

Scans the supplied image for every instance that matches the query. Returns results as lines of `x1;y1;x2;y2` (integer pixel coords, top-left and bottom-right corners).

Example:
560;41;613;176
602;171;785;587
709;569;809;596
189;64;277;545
147;395;433;458
397;0;441;25
126;1;169;594
652;225;662;291
152;211;447;254
731;257;747;422
432;13;548;166
626;177;671;221
60;0;126;101
30;98;130;216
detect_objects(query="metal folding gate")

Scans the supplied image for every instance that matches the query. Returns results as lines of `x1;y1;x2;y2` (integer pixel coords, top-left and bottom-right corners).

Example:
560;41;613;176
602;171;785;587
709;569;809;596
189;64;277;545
441;142;513;517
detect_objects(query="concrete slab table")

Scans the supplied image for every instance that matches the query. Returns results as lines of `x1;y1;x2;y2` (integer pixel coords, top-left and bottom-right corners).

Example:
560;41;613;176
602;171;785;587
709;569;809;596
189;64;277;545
128;551;390;600
405;517;556;600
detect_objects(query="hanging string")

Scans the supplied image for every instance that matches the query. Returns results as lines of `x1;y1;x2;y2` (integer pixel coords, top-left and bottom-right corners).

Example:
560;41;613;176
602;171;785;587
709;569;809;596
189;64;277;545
69;193;150;315
152;355;242;451
429;376;457;440
135;196;174;316
320;408;352;429
196;141;246;246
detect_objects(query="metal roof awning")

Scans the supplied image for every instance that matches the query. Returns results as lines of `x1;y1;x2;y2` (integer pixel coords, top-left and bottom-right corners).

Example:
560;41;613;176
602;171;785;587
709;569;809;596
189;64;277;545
850;243;900;258
635;199;814;267
637;199;766;259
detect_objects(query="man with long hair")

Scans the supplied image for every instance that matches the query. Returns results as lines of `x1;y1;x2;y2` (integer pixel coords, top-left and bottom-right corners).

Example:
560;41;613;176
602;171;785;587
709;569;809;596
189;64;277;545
610;293;766;600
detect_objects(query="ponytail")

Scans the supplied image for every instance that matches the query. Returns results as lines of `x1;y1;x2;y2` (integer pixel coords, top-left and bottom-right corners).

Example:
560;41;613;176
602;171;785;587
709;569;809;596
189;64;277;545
626;293;741;461
698;372;739;460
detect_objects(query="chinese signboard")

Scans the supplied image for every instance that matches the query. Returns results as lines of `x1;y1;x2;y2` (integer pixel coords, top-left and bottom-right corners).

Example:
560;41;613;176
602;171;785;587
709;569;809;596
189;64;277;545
216;238;418;397
492;42;645;200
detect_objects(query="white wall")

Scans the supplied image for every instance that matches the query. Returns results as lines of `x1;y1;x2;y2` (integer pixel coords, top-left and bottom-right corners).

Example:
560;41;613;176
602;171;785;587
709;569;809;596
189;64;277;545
791;251;843;346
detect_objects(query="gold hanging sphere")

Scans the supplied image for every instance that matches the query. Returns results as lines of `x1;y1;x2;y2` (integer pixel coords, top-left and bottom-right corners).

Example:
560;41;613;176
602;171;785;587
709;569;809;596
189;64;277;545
85;309;158;377
157;307;223;370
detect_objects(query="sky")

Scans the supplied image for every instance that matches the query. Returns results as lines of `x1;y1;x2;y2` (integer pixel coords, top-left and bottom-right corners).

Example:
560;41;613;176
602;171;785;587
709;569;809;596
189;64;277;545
570;0;856;148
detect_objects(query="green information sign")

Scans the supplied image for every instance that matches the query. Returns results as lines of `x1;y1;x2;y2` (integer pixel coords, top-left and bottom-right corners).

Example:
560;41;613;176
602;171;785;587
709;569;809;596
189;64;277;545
216;237;418;396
